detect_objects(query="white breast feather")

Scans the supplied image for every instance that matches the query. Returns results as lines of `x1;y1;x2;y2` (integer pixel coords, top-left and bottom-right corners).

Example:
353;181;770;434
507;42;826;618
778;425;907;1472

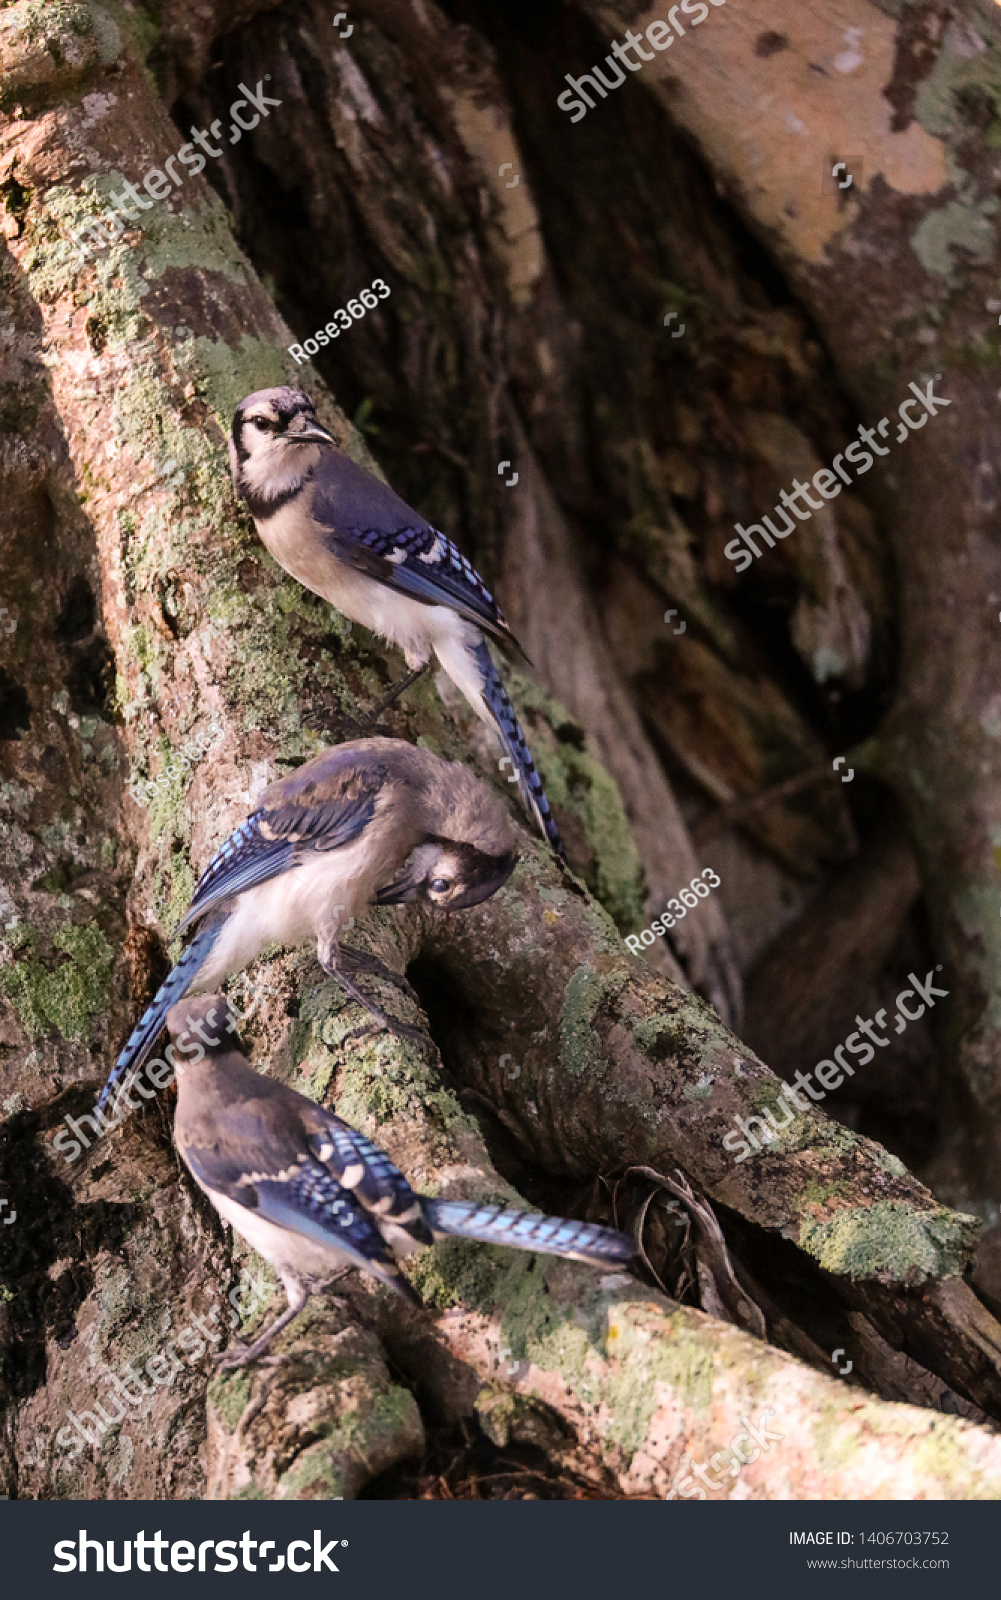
207;1187;352;1286
192;836;373;990
254;502;490;686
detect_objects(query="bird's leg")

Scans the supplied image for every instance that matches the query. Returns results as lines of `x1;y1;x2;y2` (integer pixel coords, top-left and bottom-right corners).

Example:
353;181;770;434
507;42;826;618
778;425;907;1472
323;1268;353;1294
361;661;430;728
329;963;427;1046
213;1282;309;1370
302;662;430;741
336;942;419;1002
318;934;426;1045
300;701;369;741
215;1275;356;1371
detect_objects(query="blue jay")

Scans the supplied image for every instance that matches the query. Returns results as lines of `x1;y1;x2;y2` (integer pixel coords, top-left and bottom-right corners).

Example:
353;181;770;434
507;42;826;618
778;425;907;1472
98;739;516;1120
168;995;636;1366
229;386;564;856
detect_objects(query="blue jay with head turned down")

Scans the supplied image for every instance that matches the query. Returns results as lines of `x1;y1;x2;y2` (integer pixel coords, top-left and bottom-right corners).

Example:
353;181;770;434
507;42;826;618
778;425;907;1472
97;738;516;1123
167;995;636;1367
228;386;564;857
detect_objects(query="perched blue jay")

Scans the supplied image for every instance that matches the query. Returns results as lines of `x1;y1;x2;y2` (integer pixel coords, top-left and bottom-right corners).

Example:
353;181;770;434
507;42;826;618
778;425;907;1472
167;995;636;1366
98;739;516;1120
229;386;564;856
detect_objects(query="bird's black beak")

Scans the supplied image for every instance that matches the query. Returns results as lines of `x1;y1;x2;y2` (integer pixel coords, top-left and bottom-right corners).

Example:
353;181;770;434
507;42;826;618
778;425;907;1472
445;851;518;909
288;418;335;445
373;867;423;905
375;847;517;908
374;843;441;904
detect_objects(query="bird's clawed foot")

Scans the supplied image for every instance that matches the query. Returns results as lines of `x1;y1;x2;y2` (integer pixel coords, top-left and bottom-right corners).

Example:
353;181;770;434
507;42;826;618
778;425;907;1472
339;1015;428;1048
211;1341;254;1373
211;1335;294;1372
359;662;430;729
301;701;369;741
302;664;429;741
325;963;427;1047
337;943;420;1002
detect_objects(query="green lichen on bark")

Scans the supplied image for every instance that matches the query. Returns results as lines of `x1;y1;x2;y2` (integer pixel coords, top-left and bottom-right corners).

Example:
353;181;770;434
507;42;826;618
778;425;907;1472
208;1370;254;1432
17;1;95;42
912;18;1001;141
499;665;646;928
903;17;1001;279
811;1401;859;1472
909;1423;997;1497
0;2;114;112
418;1247;737;1466
411;1224;719;1465
603;1303;717;1455
207;1310;425;1499
813;1396;1001;1496
293;961;482;1153
336;1051;476;1148
911;198;998;281
798;1198;979;1283
275;1384;422;1500
559;965;612;1080
410;1232;528;1313
0;919;113;1041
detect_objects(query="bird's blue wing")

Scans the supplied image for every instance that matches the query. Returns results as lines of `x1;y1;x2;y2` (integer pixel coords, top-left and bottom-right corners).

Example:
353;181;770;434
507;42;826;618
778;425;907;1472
306;1116;427;1232
177;818;292;936
180;1087;429;1245
310;457;515;643
177;1126;414;1294
178;793;376;935
253;1163;422;1299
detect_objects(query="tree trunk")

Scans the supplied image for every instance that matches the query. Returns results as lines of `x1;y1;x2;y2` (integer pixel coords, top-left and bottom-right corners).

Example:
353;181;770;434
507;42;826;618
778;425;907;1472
3;0;1001;1501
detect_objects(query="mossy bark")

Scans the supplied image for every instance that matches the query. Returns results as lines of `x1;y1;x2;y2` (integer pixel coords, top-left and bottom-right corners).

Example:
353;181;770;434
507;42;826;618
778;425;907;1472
577;0;1001;1194
3;0;1001;1501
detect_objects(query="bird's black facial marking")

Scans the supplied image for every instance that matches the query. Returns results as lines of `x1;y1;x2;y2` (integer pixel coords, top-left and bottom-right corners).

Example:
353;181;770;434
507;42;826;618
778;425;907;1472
231;410;249;463
401;843;517;909
446;849;516;909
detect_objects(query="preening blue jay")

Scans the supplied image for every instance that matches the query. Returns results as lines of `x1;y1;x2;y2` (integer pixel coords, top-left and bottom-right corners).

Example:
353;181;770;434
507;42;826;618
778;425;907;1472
168;996;636;1366
229;386;564;856
98;739;516;1120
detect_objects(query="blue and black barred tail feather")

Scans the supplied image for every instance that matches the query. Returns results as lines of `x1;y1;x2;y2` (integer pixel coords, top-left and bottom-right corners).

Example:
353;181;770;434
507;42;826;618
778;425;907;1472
473;640;565;859
423;1200;635;1267
96;917;225;1120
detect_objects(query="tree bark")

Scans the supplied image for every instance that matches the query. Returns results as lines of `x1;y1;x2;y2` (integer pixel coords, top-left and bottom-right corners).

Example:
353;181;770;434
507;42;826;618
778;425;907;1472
577;0;1001;1195
3;0;1001;1502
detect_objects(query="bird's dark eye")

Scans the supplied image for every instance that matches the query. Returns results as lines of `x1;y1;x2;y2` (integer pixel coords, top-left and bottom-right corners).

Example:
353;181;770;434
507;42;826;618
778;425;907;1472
430;877;450;894
254;417;275;432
